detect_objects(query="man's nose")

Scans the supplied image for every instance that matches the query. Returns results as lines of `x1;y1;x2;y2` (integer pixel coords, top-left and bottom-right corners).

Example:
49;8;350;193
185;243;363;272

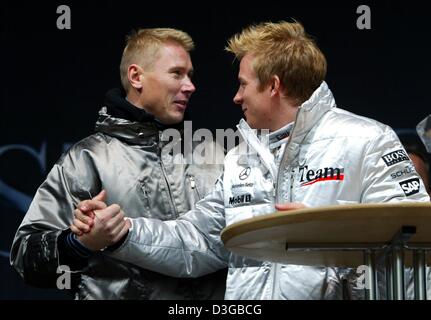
233;91;242;105
183;77;196;94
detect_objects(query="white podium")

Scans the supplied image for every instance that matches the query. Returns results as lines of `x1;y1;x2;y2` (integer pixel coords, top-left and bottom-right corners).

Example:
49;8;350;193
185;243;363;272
221;203;431;300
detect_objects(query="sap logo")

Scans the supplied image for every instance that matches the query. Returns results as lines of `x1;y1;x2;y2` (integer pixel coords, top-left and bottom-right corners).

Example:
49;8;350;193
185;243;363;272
298;166;344;187
229;194;252;206
399;178;420;196
390;165;416;179
382;149;409;167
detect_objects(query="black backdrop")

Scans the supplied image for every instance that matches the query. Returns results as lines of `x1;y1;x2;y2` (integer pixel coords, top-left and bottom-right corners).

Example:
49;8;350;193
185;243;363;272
1;0;430;299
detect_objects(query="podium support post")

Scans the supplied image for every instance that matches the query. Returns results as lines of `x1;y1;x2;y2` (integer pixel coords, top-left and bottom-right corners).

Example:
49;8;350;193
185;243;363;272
364;249;378;300
413;250;427;300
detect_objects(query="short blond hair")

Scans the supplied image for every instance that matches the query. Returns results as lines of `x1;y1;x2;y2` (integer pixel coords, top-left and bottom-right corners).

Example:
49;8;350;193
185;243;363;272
120;28;194;92
226;21;326;104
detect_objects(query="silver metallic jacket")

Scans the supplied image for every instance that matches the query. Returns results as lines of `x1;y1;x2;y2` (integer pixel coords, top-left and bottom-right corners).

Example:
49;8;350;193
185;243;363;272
107;82;430;299
10;106;226;299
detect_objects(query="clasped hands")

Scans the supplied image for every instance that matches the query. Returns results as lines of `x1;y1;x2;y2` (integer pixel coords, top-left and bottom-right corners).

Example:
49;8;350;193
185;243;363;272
70;190;131;251
70;190;304;251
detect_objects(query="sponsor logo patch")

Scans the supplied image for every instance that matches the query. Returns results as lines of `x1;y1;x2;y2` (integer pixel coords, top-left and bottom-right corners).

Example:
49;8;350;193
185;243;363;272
276;132;290;140
239;167;251;180
399;178;420;196
390;164;416;180
229;193;252;206
382;149;409;167
232;183;254;189
299;166;344;187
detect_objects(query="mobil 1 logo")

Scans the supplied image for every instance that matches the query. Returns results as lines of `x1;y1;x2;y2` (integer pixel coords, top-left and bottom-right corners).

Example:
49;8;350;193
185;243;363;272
382;149;409;167
399;178;420;196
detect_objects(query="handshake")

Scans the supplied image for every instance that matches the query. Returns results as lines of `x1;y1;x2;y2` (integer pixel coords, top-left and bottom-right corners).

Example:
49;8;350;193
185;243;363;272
70;190;131;251
69;190;306;252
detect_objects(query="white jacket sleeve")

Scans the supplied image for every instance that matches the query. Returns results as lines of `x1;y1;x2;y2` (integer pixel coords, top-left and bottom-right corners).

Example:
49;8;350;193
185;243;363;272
361;128;430;203
107;177;229;278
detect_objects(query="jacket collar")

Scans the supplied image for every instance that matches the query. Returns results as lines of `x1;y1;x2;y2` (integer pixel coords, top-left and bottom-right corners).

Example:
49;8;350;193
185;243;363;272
103;88;155;123
289;81;336;145
237;81;336;145
94;88;185;145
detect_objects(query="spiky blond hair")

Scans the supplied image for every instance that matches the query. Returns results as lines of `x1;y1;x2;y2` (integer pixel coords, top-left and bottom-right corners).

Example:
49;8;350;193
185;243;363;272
226;21;326;104
120;28;194;92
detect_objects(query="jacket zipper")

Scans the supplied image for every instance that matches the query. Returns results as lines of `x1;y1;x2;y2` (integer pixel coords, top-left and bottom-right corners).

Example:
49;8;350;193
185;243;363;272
271;110;303;298
188;175;201;199
158;132;179;218
275;106;302;203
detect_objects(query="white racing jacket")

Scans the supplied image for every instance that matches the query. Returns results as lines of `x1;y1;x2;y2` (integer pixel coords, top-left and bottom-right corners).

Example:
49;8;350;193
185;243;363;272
109;82;430;299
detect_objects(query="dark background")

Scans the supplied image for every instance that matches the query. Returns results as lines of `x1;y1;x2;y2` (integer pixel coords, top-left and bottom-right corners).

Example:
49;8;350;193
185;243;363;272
1;0;430;299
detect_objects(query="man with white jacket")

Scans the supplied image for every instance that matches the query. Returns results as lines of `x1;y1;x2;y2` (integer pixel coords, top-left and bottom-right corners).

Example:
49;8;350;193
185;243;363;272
71;21;430;299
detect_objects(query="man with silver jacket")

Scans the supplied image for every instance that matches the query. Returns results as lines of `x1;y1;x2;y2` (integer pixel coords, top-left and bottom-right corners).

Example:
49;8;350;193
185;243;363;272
10;28;226;299
71;21;430;299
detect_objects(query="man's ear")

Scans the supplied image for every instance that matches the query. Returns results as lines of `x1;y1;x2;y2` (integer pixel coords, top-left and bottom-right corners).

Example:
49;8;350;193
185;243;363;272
128;64;143;90
269;75;281;97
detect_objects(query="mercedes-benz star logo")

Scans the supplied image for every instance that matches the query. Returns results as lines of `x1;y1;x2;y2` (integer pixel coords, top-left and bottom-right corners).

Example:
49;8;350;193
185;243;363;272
239;167;251;180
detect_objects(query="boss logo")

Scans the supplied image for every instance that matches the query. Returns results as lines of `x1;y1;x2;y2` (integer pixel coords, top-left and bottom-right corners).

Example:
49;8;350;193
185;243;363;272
399;178;420;196
382;149;409;167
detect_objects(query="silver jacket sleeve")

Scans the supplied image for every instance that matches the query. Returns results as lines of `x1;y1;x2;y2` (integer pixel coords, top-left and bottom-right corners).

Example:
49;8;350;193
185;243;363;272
360;128;429;203
10;151;97;288
109;177;229;278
